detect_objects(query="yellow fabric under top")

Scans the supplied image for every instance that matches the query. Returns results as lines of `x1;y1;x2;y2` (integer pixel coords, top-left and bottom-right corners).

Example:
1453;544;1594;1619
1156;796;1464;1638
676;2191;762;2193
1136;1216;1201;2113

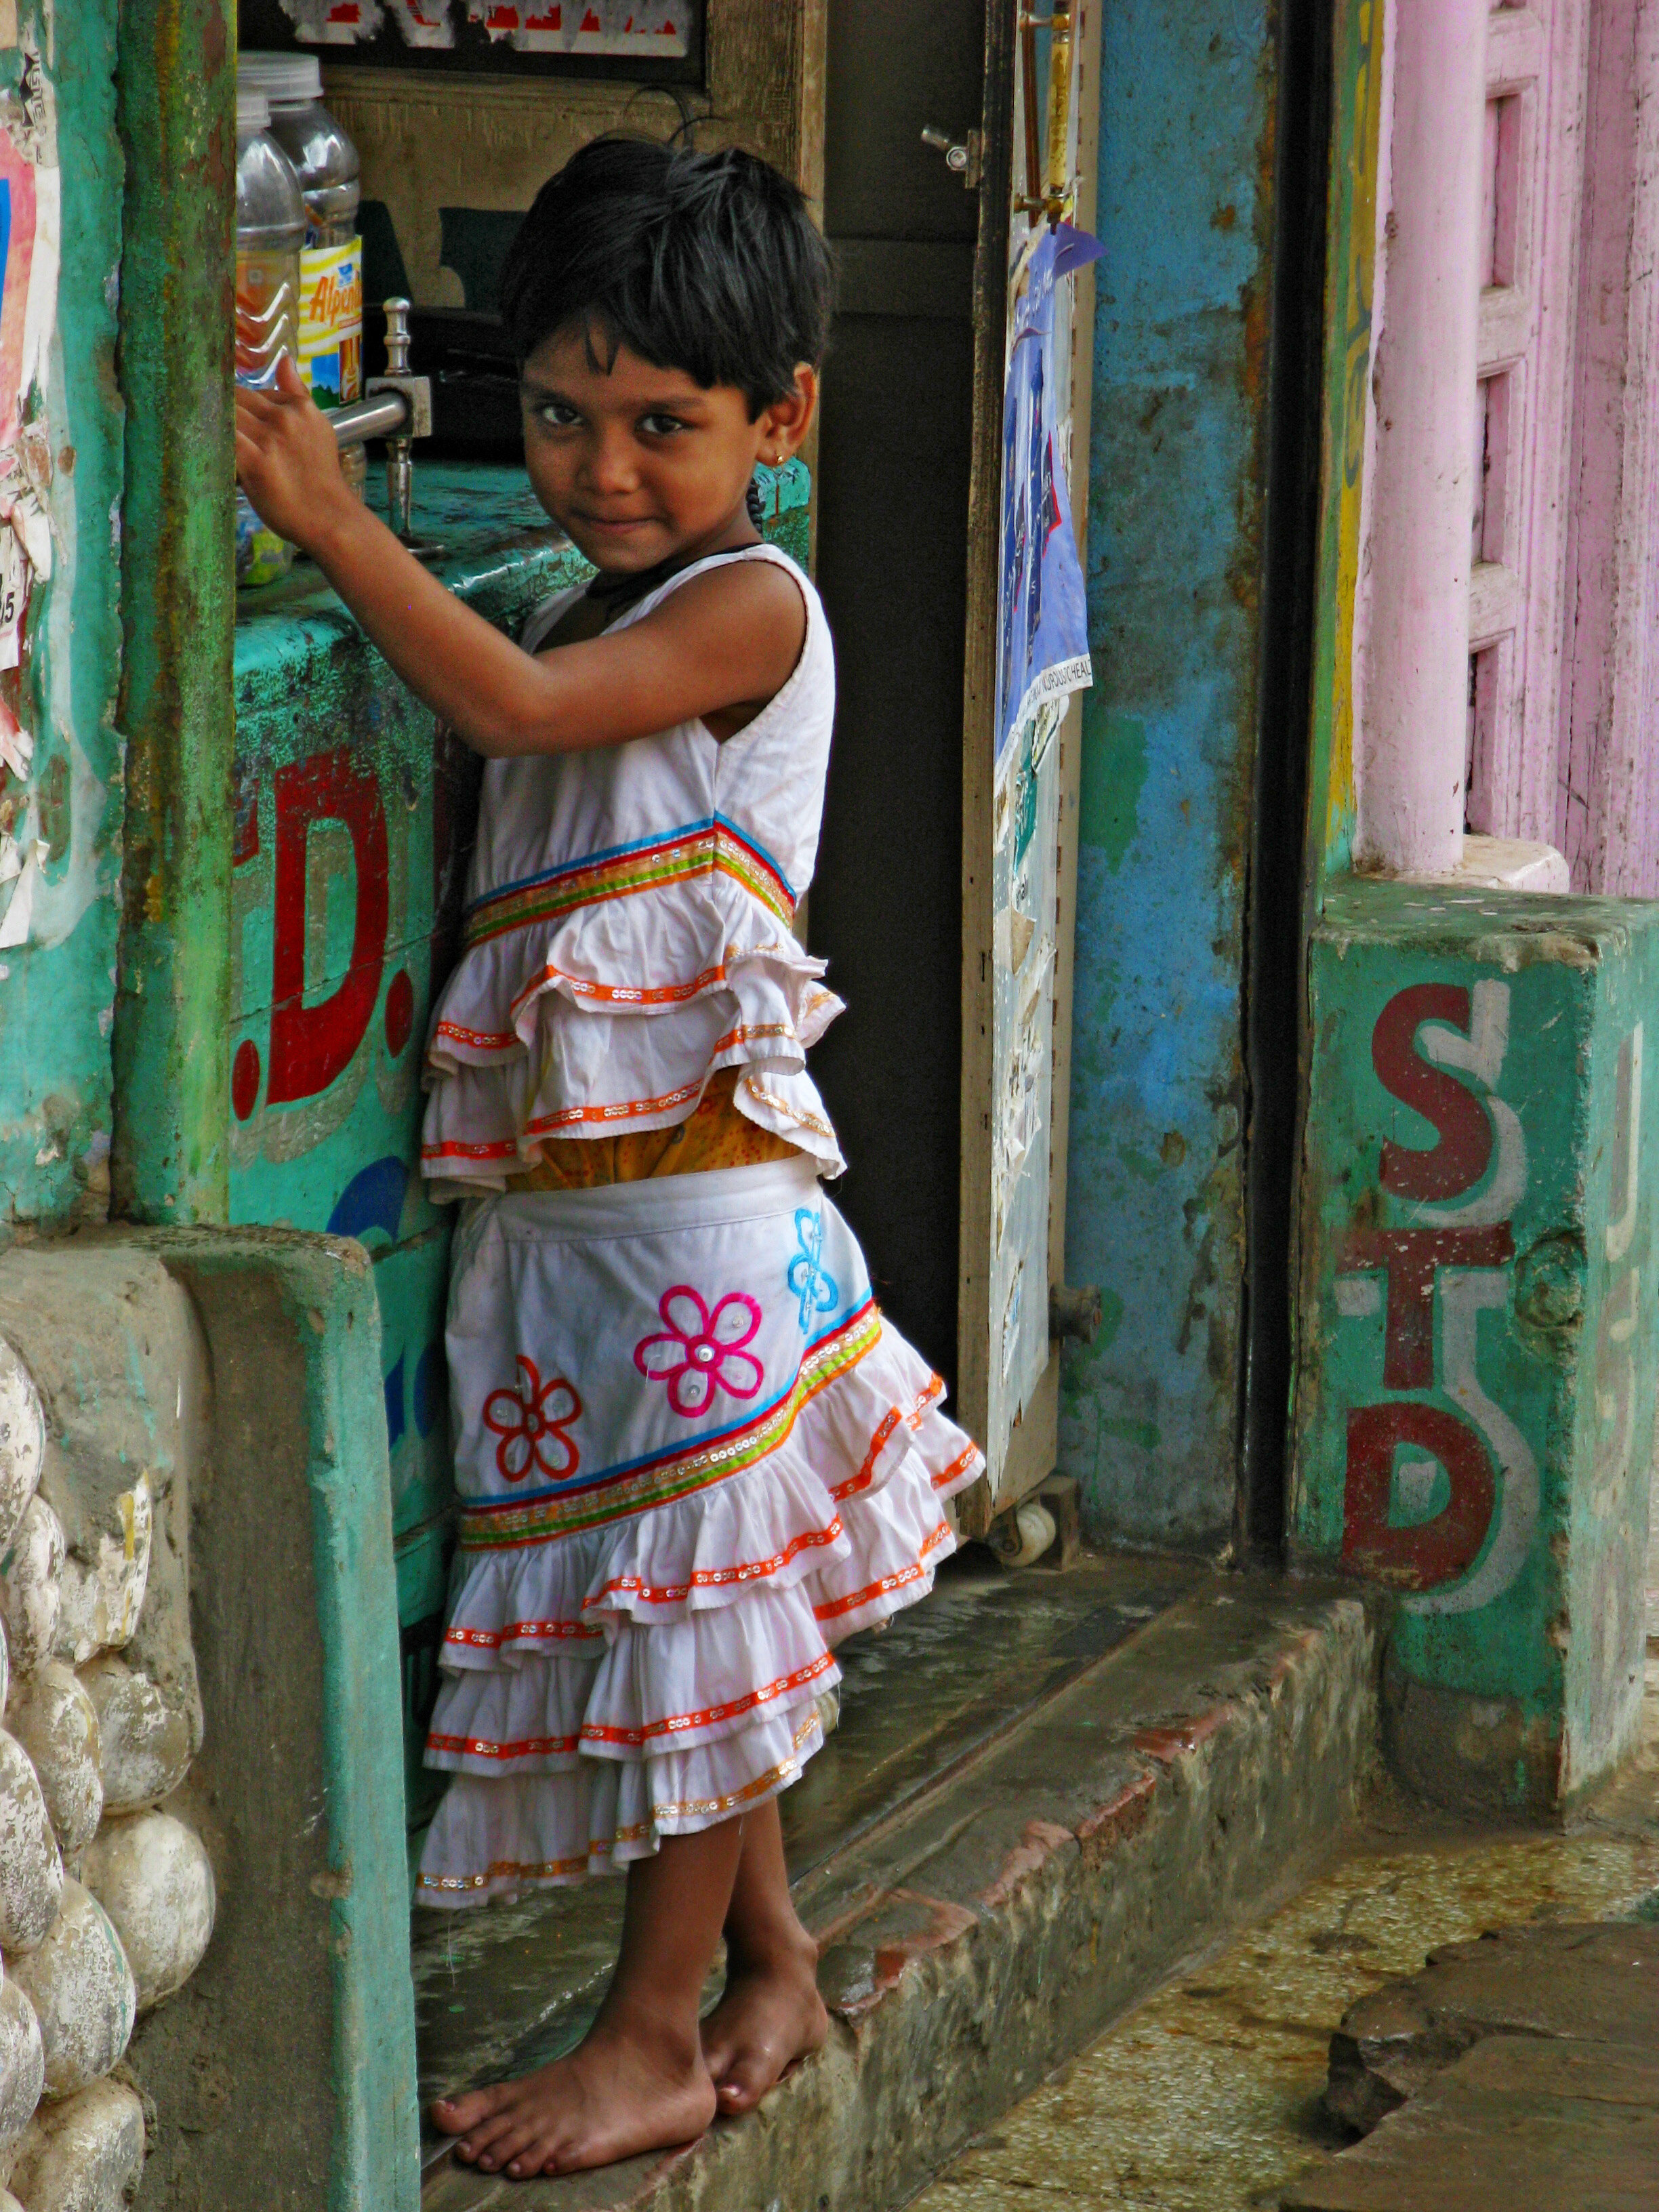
504;1067;802;1191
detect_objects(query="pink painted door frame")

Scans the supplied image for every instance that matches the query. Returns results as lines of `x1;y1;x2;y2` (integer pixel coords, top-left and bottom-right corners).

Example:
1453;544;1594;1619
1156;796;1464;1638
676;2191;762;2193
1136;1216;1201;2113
1558;0;1659;895
1346;0;1659;891
1466;0;1591;855
1353;0;1488;879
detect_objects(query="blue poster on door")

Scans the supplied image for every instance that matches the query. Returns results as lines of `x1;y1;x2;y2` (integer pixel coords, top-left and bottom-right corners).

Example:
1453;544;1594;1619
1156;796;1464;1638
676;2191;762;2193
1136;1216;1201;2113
996;221;1102;765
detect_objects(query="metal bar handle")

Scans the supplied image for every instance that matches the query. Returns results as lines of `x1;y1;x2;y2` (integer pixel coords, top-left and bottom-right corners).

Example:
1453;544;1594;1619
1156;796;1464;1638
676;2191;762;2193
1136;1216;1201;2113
329;391;410;451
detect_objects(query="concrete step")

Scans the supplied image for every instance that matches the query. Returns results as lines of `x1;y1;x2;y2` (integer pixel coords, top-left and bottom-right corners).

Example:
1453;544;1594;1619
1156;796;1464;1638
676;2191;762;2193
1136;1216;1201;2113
418;1563;1383;2211
413;1549;1200;2125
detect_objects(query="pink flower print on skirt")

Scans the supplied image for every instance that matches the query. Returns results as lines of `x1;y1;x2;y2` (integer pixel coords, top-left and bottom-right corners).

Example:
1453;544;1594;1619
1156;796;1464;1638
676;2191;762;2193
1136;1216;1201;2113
420;1151;991;1905
438;1158;977;1553
483;1356;583;1481
634;1288;765;1418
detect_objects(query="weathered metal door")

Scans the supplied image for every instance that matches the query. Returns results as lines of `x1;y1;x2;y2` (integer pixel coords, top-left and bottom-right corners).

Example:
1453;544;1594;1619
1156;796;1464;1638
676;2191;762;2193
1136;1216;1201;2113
957;3;1100;1530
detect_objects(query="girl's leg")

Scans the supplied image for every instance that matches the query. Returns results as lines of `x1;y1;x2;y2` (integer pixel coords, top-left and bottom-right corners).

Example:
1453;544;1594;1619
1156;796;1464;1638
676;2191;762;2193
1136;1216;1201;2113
700;1798;828;2114
432;1816;743;2180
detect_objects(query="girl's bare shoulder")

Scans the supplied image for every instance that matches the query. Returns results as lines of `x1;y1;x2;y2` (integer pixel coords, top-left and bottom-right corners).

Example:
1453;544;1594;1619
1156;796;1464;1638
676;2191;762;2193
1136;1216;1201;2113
633;556;807;704
652;554;807;640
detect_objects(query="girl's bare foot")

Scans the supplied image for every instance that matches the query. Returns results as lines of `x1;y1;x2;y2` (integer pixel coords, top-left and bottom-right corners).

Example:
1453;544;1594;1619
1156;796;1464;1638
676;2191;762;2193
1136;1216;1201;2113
700;1931;828;2114
432;2005;716;2179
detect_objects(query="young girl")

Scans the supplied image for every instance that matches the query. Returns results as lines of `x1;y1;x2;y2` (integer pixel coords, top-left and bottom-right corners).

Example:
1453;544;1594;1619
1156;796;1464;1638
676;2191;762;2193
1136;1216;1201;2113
236;136;983;2183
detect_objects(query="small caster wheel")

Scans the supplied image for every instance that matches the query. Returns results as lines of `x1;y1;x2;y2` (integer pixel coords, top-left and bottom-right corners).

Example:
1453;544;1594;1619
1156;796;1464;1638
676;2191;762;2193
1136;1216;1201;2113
988;1496;1057;1570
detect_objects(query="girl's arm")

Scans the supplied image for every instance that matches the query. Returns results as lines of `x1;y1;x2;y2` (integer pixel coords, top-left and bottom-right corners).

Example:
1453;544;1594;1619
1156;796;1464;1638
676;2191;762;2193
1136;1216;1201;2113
234;362;804;758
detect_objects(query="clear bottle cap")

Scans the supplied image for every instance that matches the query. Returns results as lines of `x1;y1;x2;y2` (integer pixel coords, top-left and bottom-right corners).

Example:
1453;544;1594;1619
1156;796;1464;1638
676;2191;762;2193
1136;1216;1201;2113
235;86;271;135
239;52;325;106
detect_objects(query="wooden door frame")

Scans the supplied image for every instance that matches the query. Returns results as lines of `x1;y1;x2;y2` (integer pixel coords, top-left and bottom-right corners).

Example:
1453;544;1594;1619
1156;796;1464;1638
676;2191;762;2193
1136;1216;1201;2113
956;0;1101;1538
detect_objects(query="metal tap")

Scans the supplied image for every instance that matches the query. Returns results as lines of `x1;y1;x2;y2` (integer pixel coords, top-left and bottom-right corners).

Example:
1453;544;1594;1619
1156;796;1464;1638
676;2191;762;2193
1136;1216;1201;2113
376;299;430;540
327;297;433;544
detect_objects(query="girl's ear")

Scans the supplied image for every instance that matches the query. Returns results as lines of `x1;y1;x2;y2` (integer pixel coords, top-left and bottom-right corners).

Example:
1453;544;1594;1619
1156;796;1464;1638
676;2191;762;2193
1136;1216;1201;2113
760;365;819;462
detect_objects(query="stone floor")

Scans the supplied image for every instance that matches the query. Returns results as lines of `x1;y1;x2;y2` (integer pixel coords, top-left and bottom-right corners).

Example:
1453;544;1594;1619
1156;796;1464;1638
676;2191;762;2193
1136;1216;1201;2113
911;1661;1659;2211
1283;1920;1659;2209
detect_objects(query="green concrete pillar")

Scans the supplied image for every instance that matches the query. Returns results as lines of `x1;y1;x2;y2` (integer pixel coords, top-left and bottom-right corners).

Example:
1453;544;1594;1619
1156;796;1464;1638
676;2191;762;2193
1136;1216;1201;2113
108;1;236;1223
1291;882;1659;1815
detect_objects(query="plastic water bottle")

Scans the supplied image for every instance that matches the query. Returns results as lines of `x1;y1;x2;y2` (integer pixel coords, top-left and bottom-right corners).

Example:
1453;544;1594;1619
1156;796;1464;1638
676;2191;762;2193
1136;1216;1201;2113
234;85;304;586
240;53;367;497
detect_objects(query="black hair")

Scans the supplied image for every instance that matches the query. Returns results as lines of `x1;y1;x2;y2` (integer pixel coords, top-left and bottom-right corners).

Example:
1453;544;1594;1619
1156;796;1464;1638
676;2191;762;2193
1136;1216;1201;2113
499;136;834;417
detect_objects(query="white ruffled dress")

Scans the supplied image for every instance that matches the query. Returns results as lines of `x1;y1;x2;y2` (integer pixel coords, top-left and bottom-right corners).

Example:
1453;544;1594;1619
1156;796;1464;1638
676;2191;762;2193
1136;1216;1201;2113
415;544;984;1906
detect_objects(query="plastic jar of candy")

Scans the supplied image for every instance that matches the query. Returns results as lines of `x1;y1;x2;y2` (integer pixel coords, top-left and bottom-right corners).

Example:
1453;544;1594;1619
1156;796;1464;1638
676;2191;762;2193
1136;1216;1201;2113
234;85;305;585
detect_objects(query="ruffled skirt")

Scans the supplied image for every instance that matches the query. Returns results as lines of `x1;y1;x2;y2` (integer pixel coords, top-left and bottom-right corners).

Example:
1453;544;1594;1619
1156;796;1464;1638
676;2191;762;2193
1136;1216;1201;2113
421;882;848;1191
416;1157;983;1906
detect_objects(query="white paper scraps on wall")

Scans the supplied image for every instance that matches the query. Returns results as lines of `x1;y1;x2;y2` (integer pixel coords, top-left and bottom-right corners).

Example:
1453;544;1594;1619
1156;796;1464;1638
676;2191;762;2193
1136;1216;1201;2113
0;836;47;949
0;704;30;777
0;522;25;668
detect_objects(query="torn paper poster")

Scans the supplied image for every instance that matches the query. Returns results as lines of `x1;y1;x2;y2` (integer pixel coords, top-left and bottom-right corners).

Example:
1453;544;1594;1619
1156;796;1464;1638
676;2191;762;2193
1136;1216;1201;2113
466;0;691;52
279;0;388;37
995;222;1103;765
571;1;689;57
0;48;58;584
0;425;52;578
14;155;56;441
0;518;24;667
0;459;48;577
0;43;54;173
384;0;455;41
0;695;30;777
14;43;52;163
281;0;453;43
0;835;44;947
0;112;38;451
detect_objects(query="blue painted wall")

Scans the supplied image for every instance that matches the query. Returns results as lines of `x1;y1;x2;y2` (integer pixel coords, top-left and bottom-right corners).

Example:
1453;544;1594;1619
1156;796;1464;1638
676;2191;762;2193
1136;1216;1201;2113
1060;1;1275;1547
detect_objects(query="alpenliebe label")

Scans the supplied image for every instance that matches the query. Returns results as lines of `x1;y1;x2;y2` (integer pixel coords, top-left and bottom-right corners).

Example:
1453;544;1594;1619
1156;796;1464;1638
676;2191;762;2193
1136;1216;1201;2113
299;238;363;408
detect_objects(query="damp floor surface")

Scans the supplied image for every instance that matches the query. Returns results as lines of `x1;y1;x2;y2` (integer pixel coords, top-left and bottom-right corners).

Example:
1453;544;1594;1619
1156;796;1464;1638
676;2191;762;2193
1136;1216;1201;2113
910;1662;1659;2211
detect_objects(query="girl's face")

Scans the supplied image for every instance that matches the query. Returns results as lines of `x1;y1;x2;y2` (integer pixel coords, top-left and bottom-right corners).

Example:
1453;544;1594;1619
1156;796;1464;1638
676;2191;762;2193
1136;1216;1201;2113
520;323;816;573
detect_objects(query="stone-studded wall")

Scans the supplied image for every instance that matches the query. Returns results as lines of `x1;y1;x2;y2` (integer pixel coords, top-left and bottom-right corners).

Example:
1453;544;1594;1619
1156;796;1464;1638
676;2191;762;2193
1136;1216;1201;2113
0;1268;216;2208
0;1233;418;2209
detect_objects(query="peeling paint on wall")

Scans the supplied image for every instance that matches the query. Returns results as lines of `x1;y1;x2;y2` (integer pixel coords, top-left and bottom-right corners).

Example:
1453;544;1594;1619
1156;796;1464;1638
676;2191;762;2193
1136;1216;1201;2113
1059;0;1276;1548
0;1;125;1226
